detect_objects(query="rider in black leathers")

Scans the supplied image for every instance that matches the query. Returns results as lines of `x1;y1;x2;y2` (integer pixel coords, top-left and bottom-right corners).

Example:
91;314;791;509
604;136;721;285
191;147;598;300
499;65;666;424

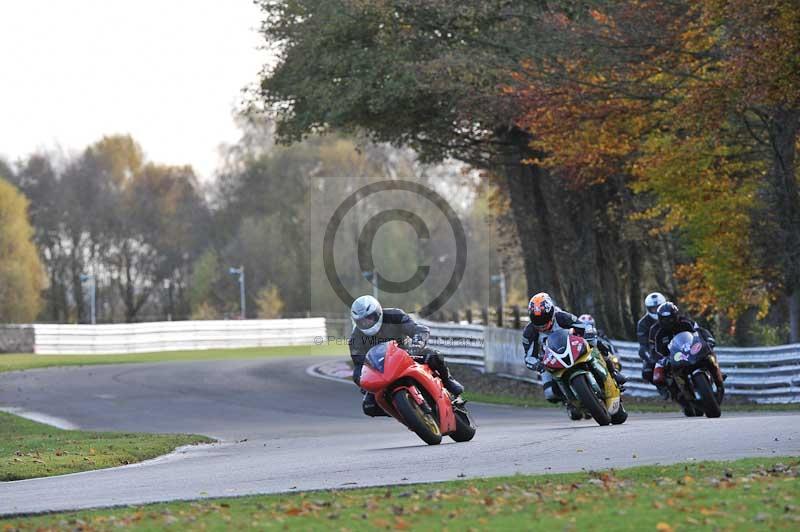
637;292;666;385
349;295;463;417
647;301;722;414
648;302;716;361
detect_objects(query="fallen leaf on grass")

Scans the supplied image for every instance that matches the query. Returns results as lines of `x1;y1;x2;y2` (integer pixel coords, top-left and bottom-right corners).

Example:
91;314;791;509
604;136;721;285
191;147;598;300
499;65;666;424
656;522;674;532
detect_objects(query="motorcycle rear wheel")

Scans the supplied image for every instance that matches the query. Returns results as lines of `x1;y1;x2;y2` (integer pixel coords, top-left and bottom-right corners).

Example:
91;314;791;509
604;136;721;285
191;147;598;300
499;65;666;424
450;403;477;442
691;372;722;418
571;374;611;426
393;389;442;445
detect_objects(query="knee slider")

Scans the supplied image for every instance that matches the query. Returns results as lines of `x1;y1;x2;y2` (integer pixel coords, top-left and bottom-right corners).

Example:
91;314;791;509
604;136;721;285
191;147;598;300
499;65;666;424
542;380;561;403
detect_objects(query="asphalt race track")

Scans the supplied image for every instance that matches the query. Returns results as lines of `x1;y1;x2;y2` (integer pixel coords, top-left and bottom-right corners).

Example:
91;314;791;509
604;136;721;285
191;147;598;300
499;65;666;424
1;356;799;516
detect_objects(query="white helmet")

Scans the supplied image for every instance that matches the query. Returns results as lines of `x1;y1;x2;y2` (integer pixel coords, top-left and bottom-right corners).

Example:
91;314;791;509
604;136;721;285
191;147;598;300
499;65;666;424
351;295;383;336
644;292;666;319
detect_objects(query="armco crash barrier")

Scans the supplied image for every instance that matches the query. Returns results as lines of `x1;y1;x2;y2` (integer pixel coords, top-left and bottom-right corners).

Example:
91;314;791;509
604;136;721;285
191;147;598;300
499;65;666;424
423;320;800;404
29;318;327;355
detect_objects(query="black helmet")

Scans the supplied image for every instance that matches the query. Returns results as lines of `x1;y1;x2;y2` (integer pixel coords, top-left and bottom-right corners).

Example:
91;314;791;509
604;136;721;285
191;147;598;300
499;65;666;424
657;301;679;330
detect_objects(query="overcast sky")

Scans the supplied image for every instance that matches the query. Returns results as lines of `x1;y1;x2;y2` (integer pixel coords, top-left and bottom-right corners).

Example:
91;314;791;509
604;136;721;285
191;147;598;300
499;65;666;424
0;0;264;180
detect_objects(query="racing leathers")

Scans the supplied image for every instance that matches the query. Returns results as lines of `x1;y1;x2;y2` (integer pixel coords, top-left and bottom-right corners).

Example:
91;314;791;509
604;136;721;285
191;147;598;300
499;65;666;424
349;307;462;416
587;327;625;381
522;309;586;403
647;316;720;402
648;317;716;361
636;313;658;383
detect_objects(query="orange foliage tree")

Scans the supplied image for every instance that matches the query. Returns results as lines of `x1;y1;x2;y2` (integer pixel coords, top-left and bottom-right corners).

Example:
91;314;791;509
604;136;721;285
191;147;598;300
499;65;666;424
512;0;799;338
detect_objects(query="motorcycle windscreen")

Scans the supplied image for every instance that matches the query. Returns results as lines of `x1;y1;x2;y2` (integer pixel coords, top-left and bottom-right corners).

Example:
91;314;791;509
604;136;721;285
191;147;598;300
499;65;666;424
544;330;573;366
668;331;695;356
365;343;387;372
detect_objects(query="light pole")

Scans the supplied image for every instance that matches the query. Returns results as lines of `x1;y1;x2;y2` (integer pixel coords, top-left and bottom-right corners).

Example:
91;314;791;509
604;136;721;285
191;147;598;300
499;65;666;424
79;273;96;324
490;271;507;309
228;266;246;319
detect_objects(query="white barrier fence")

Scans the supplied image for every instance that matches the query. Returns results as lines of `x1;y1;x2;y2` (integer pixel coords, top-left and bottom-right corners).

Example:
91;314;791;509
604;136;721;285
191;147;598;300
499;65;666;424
427;321;800;404
417;319;485;367
31;318;327;355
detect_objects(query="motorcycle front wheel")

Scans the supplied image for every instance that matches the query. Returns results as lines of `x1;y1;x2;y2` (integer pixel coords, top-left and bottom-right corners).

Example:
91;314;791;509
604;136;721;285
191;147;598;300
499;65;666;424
691;372;722;418
571;373;611;426
393;389;442;445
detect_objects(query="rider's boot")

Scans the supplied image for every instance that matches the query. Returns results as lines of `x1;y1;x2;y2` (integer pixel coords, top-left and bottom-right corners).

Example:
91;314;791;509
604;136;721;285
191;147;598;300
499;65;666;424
656;384;670;400
608;358;628;385
567;403;583;420
678;398;700;417
602;355;627;387
362;392;389;417
443;374;464;397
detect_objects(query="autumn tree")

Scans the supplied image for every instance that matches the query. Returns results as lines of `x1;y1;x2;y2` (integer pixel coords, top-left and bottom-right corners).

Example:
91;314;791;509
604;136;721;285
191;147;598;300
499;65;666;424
12;154;70;321
511;0;800;340
12;136;210;323
0;178;45;322
111;162;210;321
252;0;672;335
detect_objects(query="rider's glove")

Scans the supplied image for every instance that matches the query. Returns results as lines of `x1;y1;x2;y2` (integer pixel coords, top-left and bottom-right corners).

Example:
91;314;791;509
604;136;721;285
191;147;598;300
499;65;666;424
525;356;544;373
584;328;598;347
407;335;426;358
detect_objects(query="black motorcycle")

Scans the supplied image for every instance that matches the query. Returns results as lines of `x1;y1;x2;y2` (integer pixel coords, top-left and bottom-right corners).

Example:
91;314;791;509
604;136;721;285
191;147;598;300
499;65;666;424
665;331;724;418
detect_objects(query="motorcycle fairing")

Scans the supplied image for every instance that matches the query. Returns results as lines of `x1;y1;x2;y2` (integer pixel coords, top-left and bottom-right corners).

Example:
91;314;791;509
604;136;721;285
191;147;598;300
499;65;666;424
359;342;457;434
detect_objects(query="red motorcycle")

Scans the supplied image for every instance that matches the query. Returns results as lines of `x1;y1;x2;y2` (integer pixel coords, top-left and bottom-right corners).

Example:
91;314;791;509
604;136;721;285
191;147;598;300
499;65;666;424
359;341;476;445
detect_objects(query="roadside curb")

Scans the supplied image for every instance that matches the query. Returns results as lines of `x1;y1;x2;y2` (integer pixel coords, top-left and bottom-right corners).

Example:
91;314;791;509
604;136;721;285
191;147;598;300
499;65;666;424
306;359;353;385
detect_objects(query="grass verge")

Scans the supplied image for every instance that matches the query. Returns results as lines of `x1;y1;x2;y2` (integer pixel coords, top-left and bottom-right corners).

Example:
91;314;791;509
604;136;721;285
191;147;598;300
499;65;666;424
0;344;347;374
0;411;213;481
3;456;798;530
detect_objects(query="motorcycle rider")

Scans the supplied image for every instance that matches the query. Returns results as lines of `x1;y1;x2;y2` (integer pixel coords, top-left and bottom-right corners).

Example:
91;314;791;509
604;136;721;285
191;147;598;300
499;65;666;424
648;301;723;413
637;292;666;386
522;293;593;419
349;295;464;417
577;314;626;384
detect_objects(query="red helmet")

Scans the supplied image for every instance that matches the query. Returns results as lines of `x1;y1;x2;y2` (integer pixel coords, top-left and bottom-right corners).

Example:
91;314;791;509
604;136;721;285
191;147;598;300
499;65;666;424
528;292;555;331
